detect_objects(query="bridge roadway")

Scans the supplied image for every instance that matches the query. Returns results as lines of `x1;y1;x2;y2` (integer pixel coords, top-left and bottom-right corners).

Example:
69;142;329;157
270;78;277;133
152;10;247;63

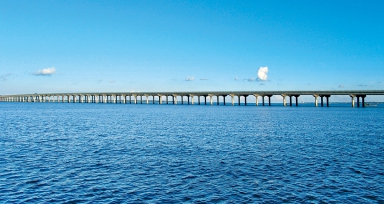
1;90;384;107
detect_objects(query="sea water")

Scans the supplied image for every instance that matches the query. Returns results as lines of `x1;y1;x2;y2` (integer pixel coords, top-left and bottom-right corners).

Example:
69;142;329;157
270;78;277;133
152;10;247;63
0;103;383;203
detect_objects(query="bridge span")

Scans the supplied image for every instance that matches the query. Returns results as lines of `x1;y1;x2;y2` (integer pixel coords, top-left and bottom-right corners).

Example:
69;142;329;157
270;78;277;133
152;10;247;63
1;90;384;107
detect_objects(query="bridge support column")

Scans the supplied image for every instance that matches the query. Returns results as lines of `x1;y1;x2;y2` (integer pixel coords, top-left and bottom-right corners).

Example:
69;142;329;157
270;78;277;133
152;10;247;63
152;95;155;104
217;95;219;105
190;94;194;105
222;95;226;105
262;96;265;106
230;94;235;106
204;95;207;105
356;95;366;107
289;96;292;106
282;95;287;106
253;94;259;106
158;95;162;104
173;95;178;104
244;95;247;106
294;95;299;106
209;94;214;105
267;95;272;106
145;95;149;104
238;96;240;106
350;95;355;107
313;95;319;107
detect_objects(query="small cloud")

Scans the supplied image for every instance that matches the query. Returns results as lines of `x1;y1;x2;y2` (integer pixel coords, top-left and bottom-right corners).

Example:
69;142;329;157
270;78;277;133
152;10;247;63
339;84;345;88
1;73;12;81
109;80;116;83
259;83;265;85
185;76;195;81
357;84;367;87
33;67;56;76
234;77;239;81
257;66;268;81
200;78;208;80
247;78;255;82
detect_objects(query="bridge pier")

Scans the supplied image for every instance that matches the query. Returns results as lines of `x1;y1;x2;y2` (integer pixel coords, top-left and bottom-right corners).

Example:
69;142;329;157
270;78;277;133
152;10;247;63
262;95;265;106
267;95;272;106
313;95;319;107
253;94;259;106
209;94;214;105
244;95;247;105
282;94;287;106
356;95;366;107
350;95;355;107
294;95;300;106
190;94;194;105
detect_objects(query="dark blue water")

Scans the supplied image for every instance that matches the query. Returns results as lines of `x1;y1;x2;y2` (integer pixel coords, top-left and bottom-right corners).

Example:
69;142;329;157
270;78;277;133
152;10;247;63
1;103;383;203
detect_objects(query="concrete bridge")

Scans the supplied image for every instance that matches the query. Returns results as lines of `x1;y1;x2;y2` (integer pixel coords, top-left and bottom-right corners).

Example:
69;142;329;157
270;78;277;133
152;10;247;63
1;90;384;107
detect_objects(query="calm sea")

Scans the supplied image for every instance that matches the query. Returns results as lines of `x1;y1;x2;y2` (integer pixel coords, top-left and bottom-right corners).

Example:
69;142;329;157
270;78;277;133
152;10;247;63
1;102;383;203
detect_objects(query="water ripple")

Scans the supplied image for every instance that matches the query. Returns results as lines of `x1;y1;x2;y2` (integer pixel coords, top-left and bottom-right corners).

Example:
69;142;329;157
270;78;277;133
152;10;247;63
0;103;383;202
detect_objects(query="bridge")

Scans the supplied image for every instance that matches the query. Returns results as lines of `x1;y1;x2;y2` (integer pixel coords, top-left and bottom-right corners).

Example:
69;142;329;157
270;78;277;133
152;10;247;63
1;90;384;107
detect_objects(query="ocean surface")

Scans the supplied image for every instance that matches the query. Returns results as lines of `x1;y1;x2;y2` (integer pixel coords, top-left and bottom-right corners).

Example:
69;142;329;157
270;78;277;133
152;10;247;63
1;102;383;203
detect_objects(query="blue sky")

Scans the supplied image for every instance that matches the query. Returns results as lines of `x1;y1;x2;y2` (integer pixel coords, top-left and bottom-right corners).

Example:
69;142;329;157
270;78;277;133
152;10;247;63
1;0;384;96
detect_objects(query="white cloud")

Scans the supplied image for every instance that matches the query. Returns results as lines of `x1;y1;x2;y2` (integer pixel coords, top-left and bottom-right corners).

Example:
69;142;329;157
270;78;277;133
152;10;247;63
257;67;268;81
109;80;116;83
200;78;208;80
339;84;344;88
247;78;255;82
234;77;239;81
185;76;195;81
33;67;56;76
1;73;11;81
